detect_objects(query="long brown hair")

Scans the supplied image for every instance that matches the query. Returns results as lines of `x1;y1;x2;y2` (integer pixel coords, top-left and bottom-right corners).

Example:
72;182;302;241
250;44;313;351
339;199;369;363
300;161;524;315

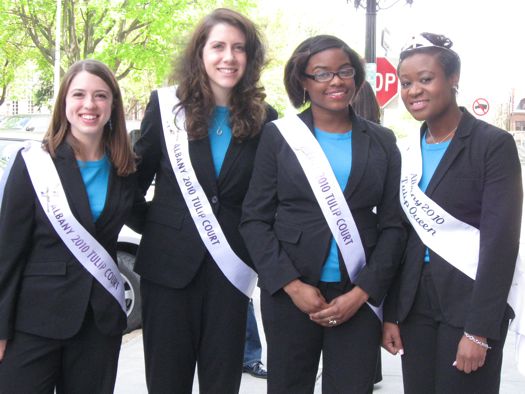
171;8;267;141
45;59;136;176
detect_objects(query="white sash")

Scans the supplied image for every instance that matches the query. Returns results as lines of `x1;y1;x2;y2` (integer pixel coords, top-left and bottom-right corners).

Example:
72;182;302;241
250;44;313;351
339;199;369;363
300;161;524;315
273;115;382;320
157;86;256;298
399;133;525;375
0;142;126;312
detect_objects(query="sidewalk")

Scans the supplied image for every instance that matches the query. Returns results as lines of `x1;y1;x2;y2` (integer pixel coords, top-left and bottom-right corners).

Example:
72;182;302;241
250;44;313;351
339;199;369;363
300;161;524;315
114;289;525;393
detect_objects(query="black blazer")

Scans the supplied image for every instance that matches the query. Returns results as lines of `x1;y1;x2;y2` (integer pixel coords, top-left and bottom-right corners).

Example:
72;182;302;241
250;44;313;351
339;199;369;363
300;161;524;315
132;90;278;289
0;143;136;340
239;107;406;305
384;108;522;340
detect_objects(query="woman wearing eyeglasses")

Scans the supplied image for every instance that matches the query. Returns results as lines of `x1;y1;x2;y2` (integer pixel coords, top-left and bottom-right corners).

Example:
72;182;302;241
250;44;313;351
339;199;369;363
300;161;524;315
240;35;406;393
382;33;522;393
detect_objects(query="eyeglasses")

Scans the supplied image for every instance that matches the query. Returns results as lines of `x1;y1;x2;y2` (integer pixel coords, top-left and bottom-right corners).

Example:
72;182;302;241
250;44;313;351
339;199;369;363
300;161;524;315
303;67;356;83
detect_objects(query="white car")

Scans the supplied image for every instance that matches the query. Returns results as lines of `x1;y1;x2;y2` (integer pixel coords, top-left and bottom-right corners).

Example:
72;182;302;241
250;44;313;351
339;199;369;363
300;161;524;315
0;114;52;134
0;131;142;333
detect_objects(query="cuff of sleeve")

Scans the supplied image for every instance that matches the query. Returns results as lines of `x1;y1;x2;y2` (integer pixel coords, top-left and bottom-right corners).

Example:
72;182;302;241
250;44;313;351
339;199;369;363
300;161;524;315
354;268;383;306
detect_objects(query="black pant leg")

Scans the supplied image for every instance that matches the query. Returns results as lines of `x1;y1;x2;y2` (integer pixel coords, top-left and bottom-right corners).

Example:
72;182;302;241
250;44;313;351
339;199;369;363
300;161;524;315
0;331;60;394
261;288;323;394
399;266;440;394
322;303;381;394
57;309;122;394
140;277;198;394
197;257;249;394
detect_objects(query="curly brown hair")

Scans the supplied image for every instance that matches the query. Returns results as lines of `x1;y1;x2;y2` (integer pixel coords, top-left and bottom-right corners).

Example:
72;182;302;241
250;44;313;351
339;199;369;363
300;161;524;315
170;8;267;142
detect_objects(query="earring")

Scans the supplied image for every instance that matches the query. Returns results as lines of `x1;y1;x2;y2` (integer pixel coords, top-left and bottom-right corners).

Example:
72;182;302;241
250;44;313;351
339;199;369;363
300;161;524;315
453;85;459;94
107;118;113;131
303;89;307;104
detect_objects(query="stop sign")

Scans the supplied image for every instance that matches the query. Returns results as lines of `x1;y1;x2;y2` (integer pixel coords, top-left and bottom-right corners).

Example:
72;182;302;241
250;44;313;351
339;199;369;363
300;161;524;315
376;57;399;108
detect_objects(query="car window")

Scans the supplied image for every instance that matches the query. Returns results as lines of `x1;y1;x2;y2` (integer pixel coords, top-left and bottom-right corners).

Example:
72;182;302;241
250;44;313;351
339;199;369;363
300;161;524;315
0;115;50;133
0;116;29;129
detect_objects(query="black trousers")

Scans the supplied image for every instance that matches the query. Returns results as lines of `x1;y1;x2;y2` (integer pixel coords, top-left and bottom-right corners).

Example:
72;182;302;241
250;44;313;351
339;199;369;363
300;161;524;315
141;255;249;394
261;282;381;394
400;264;508;394
0;308;121;394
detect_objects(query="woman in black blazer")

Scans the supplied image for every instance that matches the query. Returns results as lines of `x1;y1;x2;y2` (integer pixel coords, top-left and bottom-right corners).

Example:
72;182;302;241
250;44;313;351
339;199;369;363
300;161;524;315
240;35;406;393
0;60;137;393
132;8;277;394
382;33;522;393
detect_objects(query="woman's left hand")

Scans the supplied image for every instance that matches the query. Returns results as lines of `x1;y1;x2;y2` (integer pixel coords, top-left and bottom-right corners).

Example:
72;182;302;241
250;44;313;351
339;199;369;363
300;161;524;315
309;286;369;327
453;334;488;373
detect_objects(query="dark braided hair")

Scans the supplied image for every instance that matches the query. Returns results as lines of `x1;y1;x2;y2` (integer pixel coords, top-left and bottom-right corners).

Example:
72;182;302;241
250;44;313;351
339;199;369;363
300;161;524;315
398;32;461;78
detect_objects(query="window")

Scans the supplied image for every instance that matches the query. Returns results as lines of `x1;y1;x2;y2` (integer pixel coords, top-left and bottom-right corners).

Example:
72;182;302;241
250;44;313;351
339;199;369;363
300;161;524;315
516;121;525;131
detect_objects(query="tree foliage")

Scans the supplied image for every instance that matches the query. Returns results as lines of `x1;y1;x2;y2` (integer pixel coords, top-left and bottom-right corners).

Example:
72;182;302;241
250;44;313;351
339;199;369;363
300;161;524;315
3;0;257;113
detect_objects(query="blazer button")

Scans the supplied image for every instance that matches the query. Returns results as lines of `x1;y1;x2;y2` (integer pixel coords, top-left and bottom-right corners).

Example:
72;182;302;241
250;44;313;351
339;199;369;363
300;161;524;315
211;196;218;204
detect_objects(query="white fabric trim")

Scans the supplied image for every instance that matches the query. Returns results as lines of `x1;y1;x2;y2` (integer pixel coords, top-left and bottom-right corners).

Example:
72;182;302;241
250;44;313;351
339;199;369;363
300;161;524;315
399;132;525;376
19;142;126;312
273;115;382;320
157;86;256;298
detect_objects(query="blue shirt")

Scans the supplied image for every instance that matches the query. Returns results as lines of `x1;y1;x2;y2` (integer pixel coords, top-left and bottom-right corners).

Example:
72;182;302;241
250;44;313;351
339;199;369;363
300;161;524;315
314;128;353;282
208;106;232;177
420;132;451;262
77;155;110;221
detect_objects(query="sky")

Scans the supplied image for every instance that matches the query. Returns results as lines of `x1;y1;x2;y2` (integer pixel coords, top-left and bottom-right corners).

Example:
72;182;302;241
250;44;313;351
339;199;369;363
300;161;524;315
259;0;524;124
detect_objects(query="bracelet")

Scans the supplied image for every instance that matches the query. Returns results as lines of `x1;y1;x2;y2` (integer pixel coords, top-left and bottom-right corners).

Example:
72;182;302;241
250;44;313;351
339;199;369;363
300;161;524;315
464;332;491;350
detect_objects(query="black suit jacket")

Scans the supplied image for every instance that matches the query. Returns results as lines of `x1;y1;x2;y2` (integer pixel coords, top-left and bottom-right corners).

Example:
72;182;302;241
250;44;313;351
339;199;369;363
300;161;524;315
132;90;278;289
0;143;135;340
384;108;522;340
239;107;406;305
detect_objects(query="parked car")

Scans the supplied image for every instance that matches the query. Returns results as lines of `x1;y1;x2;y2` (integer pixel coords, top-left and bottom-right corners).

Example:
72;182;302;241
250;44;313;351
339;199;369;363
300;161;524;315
0;114;52;134
0;131;142;334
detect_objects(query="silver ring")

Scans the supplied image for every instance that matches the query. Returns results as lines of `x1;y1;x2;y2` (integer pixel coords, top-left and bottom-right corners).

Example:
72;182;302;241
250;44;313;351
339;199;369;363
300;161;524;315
328;319;337;326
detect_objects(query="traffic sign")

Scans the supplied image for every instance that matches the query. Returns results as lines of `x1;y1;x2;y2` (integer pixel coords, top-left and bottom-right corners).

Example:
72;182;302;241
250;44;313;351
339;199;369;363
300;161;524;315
376;57;399;108
472;98;490;116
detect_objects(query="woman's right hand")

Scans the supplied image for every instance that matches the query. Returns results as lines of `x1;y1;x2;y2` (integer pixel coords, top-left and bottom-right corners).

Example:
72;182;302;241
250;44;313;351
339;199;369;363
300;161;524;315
382;322;404;356
284;279;328;314
0;339;6;362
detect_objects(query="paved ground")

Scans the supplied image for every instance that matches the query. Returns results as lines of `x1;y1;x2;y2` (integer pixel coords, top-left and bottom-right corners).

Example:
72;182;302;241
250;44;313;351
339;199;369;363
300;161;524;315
114;288;525;393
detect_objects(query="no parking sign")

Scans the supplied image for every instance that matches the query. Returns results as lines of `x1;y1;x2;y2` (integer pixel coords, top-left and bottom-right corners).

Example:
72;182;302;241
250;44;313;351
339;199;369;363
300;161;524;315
472;98;490;116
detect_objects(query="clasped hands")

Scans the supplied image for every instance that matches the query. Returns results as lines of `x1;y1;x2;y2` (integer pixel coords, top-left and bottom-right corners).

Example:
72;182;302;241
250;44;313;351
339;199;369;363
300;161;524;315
283;279;369;328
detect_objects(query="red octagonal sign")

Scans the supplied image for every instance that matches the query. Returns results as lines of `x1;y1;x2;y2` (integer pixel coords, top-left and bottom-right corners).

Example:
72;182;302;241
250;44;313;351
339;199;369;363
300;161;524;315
376;57;399;108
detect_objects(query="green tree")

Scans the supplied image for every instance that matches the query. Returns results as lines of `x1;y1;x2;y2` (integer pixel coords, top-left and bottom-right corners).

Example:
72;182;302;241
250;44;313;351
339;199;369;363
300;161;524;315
5;0;256;113
0;1;36;106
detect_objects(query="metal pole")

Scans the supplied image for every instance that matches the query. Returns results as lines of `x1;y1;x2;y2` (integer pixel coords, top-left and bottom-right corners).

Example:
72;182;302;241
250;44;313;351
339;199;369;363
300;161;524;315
365;0;377;63
53;0;61;101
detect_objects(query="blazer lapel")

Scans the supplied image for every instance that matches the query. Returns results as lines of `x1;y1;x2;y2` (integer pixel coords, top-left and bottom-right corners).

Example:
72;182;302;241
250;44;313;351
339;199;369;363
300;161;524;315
189;138;219;198
95;166;121;228
54;143;96;234
217;140;244;187
345;117;369;198
425;111;472;196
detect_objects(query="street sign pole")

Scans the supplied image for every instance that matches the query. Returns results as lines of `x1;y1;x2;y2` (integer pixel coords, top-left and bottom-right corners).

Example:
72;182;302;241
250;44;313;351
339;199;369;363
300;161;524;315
365;0;378;63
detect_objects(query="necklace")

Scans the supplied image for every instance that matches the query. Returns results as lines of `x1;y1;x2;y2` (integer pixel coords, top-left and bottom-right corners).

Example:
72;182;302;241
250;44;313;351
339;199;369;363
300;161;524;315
427;126;458;144
214;113;228;136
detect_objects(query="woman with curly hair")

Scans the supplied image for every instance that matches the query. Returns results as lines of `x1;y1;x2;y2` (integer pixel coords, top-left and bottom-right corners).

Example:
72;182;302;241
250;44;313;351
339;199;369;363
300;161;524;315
132;8;277;393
